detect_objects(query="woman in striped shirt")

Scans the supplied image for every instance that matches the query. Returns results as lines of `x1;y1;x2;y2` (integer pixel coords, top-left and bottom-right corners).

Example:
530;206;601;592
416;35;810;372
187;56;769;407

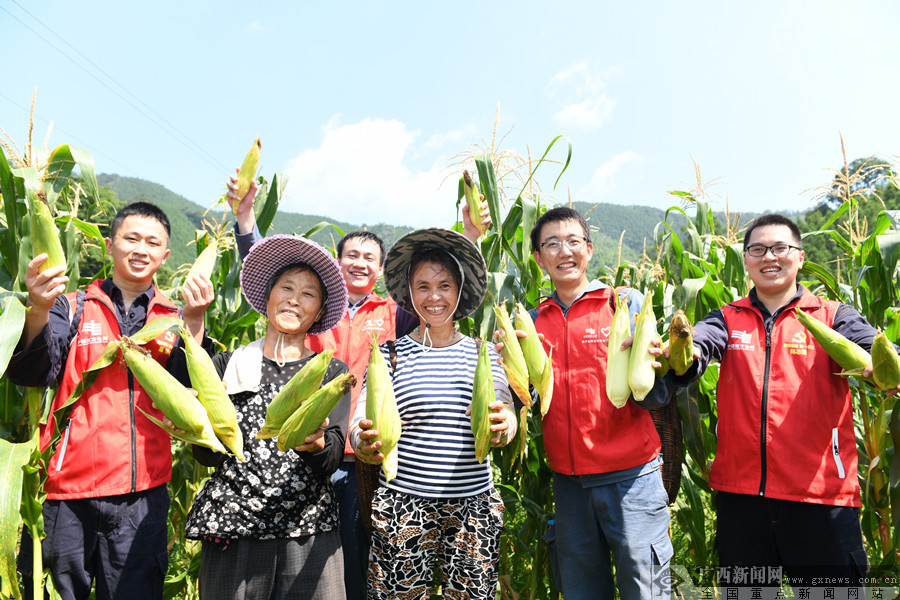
350;228;517;600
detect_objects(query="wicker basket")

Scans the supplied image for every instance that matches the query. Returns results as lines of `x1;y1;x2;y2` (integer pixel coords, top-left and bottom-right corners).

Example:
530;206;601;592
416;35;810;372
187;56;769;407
650;391;684;505
356;458;382;537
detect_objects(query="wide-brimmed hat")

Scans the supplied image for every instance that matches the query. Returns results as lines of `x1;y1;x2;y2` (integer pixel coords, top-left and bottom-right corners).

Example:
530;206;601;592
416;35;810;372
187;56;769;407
240;234;347;334
384;228;487;320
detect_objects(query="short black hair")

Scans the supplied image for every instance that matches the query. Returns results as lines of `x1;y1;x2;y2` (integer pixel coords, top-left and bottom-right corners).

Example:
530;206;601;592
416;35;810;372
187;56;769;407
110;202;171;242
337;231;386;265
263;262;325;313
530;207;591;251
743;214;802;249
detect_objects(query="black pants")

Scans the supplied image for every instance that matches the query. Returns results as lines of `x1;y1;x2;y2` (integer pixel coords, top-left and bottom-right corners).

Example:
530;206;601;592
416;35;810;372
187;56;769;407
18;485;169;600
715;492;868;587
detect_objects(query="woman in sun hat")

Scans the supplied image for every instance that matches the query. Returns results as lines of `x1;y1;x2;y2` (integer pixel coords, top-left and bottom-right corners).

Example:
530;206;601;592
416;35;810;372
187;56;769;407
349;228;517;600
182;234;351;600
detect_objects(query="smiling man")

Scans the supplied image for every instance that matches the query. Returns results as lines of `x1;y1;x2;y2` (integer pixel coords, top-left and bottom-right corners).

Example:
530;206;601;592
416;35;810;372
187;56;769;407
668;213;900;589
526;207;673;600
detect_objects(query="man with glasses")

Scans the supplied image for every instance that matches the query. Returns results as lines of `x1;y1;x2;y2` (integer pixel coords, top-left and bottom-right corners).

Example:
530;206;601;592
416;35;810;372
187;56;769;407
522;207;672;599
667;213;900;589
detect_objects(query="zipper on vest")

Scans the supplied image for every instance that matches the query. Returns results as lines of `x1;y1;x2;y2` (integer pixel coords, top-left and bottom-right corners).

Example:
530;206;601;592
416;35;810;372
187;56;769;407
564;316;576;475
758;326;772;496
128;371;137;493
832;427;846;479
55;418;73;472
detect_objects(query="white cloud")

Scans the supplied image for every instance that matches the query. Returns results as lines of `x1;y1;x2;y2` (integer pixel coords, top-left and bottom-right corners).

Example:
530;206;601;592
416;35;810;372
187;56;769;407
549;61;621;130
281;118;456;228
581;151;643;198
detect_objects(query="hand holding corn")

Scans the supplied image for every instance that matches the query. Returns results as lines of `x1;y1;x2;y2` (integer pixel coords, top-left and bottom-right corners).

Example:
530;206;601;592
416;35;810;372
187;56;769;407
291;417;329;453
226;167;260;236
180;272;215;338
461;195;491;242
354;419;384;465
466;399;516;446
24;254;68;315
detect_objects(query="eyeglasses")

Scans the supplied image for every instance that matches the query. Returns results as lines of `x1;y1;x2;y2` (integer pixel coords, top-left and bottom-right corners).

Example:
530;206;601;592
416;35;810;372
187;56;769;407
744;244;802;258
539;237;588;254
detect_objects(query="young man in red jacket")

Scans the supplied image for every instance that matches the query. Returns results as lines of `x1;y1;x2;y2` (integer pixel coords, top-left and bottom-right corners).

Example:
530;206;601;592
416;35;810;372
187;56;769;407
7;202;213;600
527;207;672;600
228;177;488;599
668;213;900;588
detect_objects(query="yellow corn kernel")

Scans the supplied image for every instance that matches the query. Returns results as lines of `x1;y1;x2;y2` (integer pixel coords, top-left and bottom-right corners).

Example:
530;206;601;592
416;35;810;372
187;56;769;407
668;310;695;376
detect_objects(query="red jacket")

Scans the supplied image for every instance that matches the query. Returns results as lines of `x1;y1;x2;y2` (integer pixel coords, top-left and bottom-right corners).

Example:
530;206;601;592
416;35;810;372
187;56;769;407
41;280;179;500
534;287;661;475
307;293;398;454
712;292;860;506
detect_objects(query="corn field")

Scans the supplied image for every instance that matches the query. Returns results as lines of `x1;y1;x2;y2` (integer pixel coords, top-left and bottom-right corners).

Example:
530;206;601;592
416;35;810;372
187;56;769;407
0;133;898;599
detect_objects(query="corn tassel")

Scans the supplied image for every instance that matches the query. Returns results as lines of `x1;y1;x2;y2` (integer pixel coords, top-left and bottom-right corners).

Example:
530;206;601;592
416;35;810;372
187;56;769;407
668;310;695;376
493;303;531;407
257;349;334;439
233;137;261;213
119;338;228;455
794;309;871;373
871;331;900;391
177;327;244;461
471;339;498;463
514;303;553;415
30;194;66;273
277;373;356;452
606;295;633;408
462;170;487;236
365;334;401;482
627;295;658;402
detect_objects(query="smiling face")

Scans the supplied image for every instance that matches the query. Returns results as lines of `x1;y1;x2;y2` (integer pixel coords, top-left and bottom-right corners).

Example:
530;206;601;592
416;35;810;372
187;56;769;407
106;215;170;290
533;218;594;291
265;267;325;336
410;259;460;329
744;224;804;302
339;237;383;300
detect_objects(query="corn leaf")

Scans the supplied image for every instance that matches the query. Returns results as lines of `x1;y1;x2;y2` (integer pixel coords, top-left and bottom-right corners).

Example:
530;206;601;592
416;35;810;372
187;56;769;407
0;149;20;279
0;293;27;374
0;437;32;598
255;172;288;236
128;317;183;345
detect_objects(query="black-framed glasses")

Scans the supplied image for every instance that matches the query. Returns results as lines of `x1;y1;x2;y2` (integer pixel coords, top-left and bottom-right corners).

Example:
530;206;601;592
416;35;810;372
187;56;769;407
744;244;802;258
539;237;588;254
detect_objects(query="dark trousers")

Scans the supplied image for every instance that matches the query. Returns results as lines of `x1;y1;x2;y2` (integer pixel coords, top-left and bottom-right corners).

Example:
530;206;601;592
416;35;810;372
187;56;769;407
18;485;170;600
331;461;368;600
715;492;869;587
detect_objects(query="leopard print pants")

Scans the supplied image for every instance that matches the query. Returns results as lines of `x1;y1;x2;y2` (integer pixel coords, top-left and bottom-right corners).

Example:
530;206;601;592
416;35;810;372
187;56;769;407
367;487;504;600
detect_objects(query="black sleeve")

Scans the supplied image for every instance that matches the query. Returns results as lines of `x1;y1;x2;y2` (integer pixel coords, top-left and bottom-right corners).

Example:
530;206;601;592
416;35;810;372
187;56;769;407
298;358;351;477
395;306;418;338
190;350;233;468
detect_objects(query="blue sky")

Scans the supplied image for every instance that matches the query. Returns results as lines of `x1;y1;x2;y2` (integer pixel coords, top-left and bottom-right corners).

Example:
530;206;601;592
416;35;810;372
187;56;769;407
2;1;899;229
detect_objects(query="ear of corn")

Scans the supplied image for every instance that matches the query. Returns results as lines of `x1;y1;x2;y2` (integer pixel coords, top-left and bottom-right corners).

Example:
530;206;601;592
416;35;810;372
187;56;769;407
795;309;871;373
233;137;262;213
462;170;487;236
493;303;531;407
871;331;900;391
471;339;498;463
257;349;334;439
30;194;66;273
277;372;356;452
119;338;228;455
606;296;633;408
184;233;218;285
628;295;659;402
668;310;695;376
365;334;401;482
177;326;244;461
514;303;553;414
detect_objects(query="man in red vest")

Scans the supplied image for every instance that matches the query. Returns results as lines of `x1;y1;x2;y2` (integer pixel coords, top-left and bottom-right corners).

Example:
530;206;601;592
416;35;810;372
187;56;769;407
668;213;900;588
7;202;214;600
228;177;488;599
524;206;672;599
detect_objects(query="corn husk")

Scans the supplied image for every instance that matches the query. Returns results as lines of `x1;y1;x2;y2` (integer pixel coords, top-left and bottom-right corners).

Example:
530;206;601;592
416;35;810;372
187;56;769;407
233;137;261;213
462;170;486;236
514;303;553;416
120;338;228;455
871;331;900;391
493;303;531;407
795;309;871;373
177;327;244;461
31;195;66;273
277;372;355;452
606;295;633;408
256;349;334;439
471;339;498;463
668;310;695;376
627;295;659;402
184;234;218;284
365;334;401;482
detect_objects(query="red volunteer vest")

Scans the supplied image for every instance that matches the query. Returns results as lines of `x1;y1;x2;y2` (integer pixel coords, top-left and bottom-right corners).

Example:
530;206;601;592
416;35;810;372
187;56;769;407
41;280;180;500
712;292;860;506
534;287;661;475
306;293;398;454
